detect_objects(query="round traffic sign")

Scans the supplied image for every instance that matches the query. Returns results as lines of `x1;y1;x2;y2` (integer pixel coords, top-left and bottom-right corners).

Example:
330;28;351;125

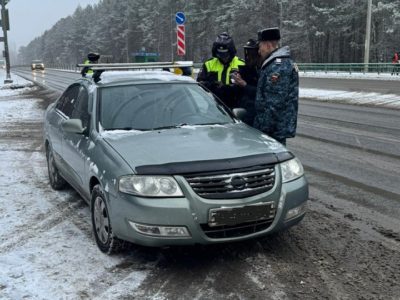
175;12;186;25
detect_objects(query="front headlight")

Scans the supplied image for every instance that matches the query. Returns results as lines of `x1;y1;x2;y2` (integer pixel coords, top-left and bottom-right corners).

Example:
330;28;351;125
280;157;304;183
119;175;184;197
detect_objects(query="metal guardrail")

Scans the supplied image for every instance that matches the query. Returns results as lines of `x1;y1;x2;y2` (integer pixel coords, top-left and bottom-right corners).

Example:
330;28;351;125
194;62;399;74
296;63;398;74
28;62;199;73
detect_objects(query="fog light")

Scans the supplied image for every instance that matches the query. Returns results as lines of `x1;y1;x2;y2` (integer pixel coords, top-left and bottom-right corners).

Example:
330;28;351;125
285;203;306;221
129;221;191;237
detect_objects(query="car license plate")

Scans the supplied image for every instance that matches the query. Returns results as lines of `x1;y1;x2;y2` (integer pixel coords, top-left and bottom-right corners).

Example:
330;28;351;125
208;202;275;227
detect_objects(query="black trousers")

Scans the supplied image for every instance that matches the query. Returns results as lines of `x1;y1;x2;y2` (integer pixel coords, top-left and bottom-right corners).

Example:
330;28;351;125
392;64;399;75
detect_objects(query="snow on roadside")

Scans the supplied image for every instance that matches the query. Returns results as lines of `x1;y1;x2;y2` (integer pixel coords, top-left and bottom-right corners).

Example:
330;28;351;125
0;221;121;299
0;71;43;132
299;71;400;81
0;75;151;299
0;142;150;299
0;71;35;96
0;99;44;123
299;71;400;108
300;88;400;108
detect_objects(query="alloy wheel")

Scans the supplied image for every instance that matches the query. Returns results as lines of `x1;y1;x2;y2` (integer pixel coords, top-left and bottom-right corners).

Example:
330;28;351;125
93;196;110;245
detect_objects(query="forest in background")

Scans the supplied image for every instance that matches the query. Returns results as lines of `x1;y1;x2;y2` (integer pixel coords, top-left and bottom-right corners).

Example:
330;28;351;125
17;0;400;65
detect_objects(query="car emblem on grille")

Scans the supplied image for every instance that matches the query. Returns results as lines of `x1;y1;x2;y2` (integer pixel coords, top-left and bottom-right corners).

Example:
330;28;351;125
230;176;246;190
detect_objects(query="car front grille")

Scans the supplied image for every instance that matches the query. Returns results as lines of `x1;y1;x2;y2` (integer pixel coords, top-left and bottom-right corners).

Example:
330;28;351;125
200;219;274;239
184;166;276;199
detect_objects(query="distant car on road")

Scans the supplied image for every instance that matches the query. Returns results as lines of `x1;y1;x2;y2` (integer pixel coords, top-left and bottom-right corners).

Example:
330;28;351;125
43;65;308;254
31;60;45;70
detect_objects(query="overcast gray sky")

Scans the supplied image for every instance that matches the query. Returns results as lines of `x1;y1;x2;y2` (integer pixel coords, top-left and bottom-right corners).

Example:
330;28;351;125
7;0;100;50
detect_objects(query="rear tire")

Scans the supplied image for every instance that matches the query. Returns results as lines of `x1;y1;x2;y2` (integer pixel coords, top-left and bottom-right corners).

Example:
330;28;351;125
46;145;67;190
91;185;126;254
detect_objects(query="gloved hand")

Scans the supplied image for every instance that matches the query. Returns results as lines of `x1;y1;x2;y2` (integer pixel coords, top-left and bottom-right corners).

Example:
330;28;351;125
231;72;247;87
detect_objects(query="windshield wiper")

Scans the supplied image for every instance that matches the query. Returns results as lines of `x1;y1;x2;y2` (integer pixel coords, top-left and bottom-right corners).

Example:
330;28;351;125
107;127;137;131
151;123;188;130
195;122;228;126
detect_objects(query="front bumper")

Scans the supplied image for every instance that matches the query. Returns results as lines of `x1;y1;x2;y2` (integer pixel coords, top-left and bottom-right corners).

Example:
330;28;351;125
109;175;308;247
32;65;44;70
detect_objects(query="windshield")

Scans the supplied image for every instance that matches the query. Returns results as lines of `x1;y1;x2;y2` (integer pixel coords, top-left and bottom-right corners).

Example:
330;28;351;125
99;83;234;131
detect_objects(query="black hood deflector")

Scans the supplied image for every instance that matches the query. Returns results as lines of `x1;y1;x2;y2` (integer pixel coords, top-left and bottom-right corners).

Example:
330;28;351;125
135;152;294;175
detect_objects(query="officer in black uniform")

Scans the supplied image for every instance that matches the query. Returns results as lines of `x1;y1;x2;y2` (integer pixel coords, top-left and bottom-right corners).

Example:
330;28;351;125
231;38;260;125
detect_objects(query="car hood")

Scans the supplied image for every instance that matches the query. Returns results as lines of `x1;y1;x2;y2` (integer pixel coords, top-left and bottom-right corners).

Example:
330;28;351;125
101;123;286;171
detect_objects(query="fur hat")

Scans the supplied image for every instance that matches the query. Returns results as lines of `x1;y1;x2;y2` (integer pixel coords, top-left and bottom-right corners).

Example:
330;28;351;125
257;28;281;42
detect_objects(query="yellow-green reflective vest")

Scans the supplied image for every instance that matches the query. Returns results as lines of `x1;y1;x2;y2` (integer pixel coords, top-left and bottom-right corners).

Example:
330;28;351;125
204;56;245;85
83;60;94;75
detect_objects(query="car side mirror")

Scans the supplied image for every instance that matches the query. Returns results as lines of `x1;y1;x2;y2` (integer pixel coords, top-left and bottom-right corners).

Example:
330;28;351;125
62;119;86;134
232;108;247;121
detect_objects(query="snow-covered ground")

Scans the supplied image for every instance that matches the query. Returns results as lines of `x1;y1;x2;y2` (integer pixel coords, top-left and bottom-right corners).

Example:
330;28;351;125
300;70;400;81
0;72;153;299
299;71;400;108
0;74;35;96
300;88;400;108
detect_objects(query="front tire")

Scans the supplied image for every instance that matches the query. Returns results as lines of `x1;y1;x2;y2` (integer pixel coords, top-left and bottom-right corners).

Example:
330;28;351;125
91;185;126;254
46;145;67;190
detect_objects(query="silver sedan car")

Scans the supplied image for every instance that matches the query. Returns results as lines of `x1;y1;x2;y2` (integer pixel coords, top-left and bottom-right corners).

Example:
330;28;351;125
43;69;308;254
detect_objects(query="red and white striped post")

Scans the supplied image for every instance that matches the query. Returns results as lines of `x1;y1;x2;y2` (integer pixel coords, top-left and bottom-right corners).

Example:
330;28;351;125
177;25;185;56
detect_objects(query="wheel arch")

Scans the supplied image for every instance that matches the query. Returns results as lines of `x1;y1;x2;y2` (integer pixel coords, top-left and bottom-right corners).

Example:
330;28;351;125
89;176;101;195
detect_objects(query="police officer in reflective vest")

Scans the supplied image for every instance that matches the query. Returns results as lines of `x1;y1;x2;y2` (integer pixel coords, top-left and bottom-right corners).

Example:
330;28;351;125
254;28;299;146
197;33;245;109
81;52;100;77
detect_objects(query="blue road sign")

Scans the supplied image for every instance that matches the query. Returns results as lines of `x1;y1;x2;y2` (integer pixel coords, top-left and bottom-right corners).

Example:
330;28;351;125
175;12;186;25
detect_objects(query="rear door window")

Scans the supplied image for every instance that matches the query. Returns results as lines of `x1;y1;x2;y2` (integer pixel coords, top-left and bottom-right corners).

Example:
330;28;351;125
71;86;90;129
56;85;81;118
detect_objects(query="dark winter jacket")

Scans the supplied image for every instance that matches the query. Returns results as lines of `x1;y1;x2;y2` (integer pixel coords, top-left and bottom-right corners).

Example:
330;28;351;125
392;53;399;64
237;65;259;126
253;46;299;140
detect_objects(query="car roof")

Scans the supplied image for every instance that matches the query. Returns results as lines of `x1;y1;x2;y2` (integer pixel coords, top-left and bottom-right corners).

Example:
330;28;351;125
82;70;196;87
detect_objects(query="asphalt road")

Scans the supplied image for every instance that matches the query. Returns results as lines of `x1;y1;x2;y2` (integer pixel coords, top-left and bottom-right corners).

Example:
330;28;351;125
8;67;400;299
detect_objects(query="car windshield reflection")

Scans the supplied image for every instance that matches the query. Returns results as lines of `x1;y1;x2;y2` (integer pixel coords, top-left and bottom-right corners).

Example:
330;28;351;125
99;83;234;131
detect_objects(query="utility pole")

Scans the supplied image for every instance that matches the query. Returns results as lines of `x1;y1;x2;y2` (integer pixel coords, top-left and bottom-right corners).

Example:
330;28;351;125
170;6;174;62
125;11;129;62
364;0;372;73
1;0;12;83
